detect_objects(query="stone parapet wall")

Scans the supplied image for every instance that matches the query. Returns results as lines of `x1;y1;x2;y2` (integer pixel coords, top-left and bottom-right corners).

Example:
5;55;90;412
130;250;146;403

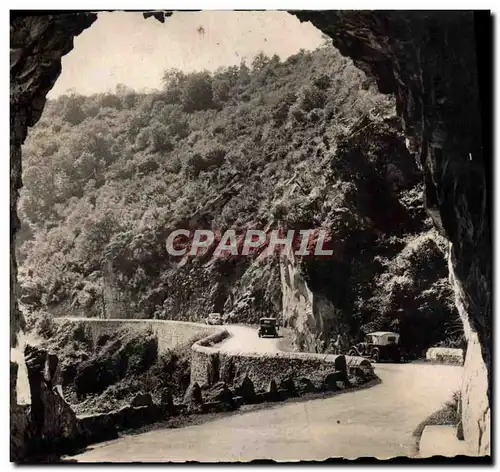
55;318;217;353
191;332;373;391
426;347;464;364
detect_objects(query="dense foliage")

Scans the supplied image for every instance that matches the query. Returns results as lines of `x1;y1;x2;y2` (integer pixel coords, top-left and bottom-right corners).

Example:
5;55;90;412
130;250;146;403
18;43;460;354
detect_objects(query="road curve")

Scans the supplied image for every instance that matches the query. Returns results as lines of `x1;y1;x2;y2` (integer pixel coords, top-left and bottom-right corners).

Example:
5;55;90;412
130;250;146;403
68;362;463;462
217;324;281;354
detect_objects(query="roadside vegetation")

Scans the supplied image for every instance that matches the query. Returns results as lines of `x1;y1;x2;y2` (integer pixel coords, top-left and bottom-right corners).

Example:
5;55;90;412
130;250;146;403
413;391;461;441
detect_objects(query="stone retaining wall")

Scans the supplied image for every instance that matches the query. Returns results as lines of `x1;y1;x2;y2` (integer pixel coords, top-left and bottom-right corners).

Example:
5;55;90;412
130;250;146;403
426;347;464;364
56;319;374;394
56;318;218;354
191;331;374;391
15;318;377;460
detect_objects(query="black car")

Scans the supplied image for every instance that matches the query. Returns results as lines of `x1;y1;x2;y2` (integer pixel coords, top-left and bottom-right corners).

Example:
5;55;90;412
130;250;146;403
258;317;279;338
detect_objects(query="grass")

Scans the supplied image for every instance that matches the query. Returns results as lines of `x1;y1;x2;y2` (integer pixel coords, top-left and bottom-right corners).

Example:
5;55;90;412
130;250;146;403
413;391;461;440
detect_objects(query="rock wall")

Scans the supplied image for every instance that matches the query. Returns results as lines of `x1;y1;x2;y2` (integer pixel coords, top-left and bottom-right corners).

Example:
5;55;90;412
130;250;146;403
10;13;98;347
102;260;135;319
460;332;490;455
280;251;341;352
292;11;491;456
98;248;281;323
450;256;490;455
11;346;83;462
280;252;315;349
10;13;98;462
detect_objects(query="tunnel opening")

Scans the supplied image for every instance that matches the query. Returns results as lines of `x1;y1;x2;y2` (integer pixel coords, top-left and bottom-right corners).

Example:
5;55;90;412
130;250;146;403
9;10;490;460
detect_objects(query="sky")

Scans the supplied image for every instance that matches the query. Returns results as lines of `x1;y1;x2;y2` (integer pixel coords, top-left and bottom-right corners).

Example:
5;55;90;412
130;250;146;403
48;11;325;97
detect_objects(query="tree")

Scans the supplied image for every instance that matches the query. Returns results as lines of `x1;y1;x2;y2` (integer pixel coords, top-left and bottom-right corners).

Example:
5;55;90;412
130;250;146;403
251;52;270;71
61;94;86;125
181;71;214;112
162;69;187;104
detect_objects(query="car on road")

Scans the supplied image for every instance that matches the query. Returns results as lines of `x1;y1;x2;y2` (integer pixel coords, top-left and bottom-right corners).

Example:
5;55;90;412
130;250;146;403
258;317;279;338
205;313;223;325
348;331;402;363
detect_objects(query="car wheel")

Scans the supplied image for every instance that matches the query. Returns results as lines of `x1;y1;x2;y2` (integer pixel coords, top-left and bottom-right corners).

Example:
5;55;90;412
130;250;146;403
372;351;380;363
348;349;357;356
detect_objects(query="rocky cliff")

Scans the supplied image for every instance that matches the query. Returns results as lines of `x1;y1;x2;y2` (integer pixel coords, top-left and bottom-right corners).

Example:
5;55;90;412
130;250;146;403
292;10;490;455
10;11;490;458
10;13;98;461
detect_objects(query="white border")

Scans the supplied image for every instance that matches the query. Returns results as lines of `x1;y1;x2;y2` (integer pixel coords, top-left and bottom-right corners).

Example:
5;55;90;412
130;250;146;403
3;5;498;470
4;1;500;10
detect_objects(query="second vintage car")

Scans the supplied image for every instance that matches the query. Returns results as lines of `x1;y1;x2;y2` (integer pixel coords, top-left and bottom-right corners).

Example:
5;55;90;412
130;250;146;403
348;331;402;363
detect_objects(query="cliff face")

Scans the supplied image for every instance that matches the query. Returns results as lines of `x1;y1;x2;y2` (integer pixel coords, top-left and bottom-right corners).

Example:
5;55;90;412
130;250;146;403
291;11;490;455
10;11;490;457
10;13;98;346
280;251;340;353
10;13;97;461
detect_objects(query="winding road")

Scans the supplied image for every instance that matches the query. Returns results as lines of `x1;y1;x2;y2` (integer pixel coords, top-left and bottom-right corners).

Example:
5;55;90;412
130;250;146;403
217;324;281;354
68;324;463;462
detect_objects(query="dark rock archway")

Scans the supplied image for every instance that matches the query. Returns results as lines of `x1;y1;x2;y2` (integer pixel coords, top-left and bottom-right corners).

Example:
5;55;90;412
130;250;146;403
10;10;491;457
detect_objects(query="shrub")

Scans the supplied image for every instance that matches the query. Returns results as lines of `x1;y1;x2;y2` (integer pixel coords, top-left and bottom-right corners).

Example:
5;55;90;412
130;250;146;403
212;79;231;104
150;124;174;153
26;311;56;339
135;128;150;150
161;69;186;105
136;157;160;174
75;357;121;398
164;155;182;174
99;93;123;110
185;152;205;178
413;391;461;440
204;146;226;168
298;85;326;112
289;103;305;123
272;92;297;126
313;74;331;90
168;116;190;139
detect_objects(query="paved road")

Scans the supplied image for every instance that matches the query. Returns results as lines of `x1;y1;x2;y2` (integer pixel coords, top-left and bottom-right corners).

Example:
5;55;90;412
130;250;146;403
69;362;463;462
217;324;281;354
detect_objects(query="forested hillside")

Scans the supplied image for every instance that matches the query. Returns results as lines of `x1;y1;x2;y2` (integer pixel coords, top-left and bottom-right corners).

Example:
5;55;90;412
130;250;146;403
18;42;460;355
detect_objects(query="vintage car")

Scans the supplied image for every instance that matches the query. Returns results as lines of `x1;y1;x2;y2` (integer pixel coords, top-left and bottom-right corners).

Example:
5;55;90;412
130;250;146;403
348;331;402;363
205;312;223;325
258;317;279;338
